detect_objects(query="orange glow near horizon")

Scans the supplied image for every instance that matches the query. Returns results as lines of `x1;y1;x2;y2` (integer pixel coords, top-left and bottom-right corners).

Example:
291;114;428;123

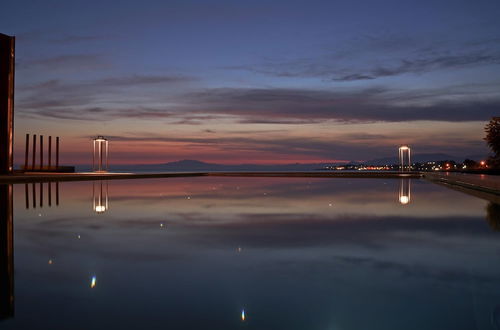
12;119;487;166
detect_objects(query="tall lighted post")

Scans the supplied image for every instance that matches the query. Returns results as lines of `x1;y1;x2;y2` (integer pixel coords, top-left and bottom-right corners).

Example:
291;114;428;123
398;145;411;172
92;136;109;172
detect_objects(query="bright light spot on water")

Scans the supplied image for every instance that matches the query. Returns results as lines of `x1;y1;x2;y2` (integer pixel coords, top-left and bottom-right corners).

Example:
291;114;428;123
187;196;191;200
48;259;53;265
241;309;245;321
399;196;410;205
90;276;97;288
95;205;106;213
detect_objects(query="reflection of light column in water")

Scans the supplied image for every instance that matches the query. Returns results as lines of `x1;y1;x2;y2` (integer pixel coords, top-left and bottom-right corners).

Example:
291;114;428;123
0;184;14;319
398;179;411;205
93;181;109;213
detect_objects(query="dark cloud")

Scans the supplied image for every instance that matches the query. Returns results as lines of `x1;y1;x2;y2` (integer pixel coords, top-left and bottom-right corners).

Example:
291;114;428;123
17;80;500;123
233;50;500;81
16;75;194;120
332;52;500;81
225;34;500;81
180;87;500;122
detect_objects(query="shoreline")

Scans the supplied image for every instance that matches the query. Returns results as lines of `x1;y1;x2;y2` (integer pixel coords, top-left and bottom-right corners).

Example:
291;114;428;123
0;171;422;184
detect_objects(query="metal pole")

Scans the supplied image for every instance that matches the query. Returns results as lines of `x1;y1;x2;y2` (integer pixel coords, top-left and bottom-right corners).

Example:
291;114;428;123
32;183;36;209
25;183;29;209
408;148;411;171
0;34;15;174
48;182;52;207
106;181;108;209
40;135;43;170
92;140;95;171
106;140;109;171
24;134;29;171
398;148;402;172
408;179;411;201
99;140;102;172
39;182;43;208
32;135;36;170
56;137;59;169
56;182;59;206
48;136;52;169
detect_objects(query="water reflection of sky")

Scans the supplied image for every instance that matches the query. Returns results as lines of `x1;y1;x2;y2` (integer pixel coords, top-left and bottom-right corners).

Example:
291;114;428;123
3;178;500;329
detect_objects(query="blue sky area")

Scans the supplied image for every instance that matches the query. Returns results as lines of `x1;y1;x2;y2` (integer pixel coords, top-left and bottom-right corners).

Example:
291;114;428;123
1;0;499;164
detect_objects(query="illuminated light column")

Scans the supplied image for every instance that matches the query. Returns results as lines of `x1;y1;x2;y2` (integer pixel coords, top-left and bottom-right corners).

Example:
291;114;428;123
398;178;411;205
92;136;109;172
398;145;411;172
92;181;109;214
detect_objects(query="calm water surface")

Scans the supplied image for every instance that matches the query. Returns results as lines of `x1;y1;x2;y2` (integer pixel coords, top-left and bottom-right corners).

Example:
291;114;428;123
1;177;500;329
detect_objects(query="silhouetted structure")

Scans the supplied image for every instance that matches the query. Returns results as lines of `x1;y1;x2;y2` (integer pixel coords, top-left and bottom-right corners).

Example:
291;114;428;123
24;182;60;209
0;184;14;319
23;134;73;172
0;33;15;174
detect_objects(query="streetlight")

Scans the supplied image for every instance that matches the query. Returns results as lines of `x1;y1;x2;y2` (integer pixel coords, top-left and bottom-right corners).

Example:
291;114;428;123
92;136;109;172
398;145;411;172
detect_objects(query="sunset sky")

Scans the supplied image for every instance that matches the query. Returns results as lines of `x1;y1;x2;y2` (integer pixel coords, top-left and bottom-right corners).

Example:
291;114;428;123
1;0;499;165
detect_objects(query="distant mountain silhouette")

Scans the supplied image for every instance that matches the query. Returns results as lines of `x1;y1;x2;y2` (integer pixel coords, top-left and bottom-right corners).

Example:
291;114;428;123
111;159;330;172
74;153;489;172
